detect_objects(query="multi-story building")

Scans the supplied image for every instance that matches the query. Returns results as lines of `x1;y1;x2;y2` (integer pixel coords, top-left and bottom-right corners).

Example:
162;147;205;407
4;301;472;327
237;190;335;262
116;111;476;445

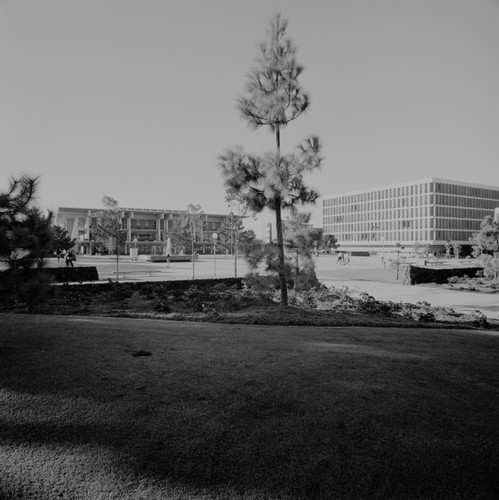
322;178;499;251
55;206;228;255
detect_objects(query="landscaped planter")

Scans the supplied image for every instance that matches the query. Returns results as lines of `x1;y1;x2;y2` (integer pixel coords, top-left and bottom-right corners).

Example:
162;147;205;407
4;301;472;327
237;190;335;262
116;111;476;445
148;255;197;262
0;266;99;283
409;265;484;285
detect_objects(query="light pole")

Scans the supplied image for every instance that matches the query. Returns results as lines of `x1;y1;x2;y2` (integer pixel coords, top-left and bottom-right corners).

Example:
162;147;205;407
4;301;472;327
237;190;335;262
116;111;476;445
380;236;385;267
395;243;404;280
212;232;218;276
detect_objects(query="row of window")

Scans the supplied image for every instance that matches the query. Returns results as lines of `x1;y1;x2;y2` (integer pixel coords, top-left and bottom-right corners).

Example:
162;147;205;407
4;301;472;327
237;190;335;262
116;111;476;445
434;183;499;199
324;206;490;225
324;194;498;217
332;229;471;243
325;216;480;234
435;195;499;210
324;206;433;224
323;182;432;206
324;195;431;215
336;231;433;242
324;183;499;209
325;218;431;232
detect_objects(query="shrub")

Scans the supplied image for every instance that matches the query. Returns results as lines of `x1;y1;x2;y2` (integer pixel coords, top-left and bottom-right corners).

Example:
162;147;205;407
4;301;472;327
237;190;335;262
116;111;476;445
414;310;436;322
288;290;318;309
245;273;281;291
357;292;393;316
107;284;134;311
153;301;170;313
469;311;488;328
0;268;54;311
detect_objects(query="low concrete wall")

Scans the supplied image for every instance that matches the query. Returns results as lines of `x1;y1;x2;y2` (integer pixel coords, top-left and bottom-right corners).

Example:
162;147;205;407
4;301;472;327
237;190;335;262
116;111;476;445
409;265;484;285
148;255;196;263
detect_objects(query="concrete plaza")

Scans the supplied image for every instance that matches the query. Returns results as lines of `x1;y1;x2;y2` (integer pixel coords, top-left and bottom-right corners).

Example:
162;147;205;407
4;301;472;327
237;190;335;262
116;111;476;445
54;253;499;320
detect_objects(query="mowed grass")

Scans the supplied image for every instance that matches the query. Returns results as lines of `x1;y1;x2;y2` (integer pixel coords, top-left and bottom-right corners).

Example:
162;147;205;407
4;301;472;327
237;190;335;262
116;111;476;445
1;315;498;499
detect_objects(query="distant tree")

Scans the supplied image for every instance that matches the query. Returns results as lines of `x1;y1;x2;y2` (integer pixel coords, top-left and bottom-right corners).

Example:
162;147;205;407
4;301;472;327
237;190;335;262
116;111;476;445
51;225;75;253
219;13;322;305
170;204;206;279
284;212;322;289
444;240;452;259
470;215;499;257
322;234;339;253
92;196;127;281
167;219;187;256
222;190;256;277
480;254;499;281
219;213;242;254
0;174;54;308
244;213;322;291
452;242;462;260
239;228;257;257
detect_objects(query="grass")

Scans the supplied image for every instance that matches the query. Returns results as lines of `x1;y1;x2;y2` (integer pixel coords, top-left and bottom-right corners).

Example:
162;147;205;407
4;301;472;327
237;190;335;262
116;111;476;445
1;314;498;499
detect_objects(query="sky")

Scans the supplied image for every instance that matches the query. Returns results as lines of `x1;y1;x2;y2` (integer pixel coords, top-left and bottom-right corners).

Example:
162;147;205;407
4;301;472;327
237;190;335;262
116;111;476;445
1;0;498;238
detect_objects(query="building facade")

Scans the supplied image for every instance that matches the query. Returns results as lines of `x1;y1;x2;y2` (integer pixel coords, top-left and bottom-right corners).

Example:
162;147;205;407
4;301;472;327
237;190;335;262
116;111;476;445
322;178;499;251
55;206;228;255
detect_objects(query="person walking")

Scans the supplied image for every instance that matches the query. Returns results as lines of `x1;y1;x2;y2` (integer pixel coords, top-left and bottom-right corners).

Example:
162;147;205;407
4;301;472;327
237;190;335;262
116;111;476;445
337;252;344;264
65;250;76;268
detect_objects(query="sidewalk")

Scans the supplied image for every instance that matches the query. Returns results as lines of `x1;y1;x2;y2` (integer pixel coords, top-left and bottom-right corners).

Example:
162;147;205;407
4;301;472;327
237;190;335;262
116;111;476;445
315;255;499;319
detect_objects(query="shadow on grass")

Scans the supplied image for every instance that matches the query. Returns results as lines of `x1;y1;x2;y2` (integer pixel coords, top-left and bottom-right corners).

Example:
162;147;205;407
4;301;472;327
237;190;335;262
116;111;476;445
1;315;499;499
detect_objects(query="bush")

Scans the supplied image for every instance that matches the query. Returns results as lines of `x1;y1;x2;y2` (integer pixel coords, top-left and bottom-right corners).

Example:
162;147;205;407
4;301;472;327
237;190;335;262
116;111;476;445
357;292;393;316
153;301;171;313
107;283;134;311
414;310;436;322
244;273;281;291
0;268;54;311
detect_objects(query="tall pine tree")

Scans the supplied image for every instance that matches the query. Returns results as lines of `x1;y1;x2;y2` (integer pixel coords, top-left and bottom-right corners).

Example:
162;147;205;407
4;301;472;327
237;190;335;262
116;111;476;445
219;14;322;305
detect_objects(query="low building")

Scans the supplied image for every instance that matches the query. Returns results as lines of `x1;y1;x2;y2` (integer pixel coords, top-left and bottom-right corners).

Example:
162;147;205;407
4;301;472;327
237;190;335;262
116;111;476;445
55;206;228;255
322;178;499;251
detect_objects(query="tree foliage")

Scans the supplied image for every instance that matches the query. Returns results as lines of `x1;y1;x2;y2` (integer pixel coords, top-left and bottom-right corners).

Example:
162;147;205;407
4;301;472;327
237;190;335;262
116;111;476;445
245;213;322;291
169;204;206;279
92;196;126;255
239;228;257;256
169;204;205;253
470;215;499;257
219;13;322;305
0;174;54;308
284;212;322;289
219;213;244;253
51;225;75;253
91;196;127;281
322;234;339;252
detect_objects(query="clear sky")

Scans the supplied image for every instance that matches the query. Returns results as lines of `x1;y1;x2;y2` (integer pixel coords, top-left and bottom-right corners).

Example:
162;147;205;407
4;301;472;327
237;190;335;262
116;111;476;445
1;0;498;237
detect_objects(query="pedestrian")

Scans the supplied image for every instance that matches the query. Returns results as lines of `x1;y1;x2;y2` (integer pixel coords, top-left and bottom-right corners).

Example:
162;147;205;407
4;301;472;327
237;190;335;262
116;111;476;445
65;250;76;268
337;252;344;264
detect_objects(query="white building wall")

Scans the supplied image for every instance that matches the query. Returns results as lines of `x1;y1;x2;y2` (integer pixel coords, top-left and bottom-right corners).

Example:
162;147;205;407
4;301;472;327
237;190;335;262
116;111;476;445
322;178;499;250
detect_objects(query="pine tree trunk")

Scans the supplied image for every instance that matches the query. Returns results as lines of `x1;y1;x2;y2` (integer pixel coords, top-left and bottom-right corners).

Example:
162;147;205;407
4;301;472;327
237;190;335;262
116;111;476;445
275;202;288;305
234;227;238;278
275;125;288;306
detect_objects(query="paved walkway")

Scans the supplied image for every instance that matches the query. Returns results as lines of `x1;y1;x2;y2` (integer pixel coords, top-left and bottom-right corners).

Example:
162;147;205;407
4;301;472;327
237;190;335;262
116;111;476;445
50;254;499;320
315;255;498;319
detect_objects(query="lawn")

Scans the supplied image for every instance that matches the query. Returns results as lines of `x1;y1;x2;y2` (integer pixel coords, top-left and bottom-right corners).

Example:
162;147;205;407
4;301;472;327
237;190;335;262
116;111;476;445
1;314;498;499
